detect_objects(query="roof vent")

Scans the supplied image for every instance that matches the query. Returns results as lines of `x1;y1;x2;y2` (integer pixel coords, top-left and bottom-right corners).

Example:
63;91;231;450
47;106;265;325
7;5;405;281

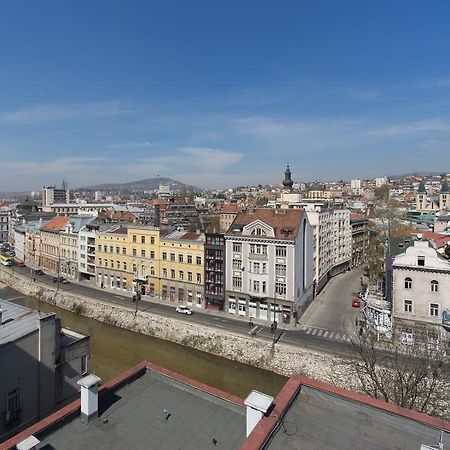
244;390;274;437
77;374;102;424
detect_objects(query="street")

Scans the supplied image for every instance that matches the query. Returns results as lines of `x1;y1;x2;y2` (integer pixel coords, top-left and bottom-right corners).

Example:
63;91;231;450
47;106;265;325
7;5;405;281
3;265;362;360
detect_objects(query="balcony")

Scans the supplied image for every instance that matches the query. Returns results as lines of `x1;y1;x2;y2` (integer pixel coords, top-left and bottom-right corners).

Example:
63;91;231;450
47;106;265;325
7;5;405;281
248;253;268;261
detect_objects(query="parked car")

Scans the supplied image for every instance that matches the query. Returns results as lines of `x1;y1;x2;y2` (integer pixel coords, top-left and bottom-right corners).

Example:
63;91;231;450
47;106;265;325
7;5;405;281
352;299;361;308
176;305;193;315
53;276;64;283
61;279;70;284
35;269;45;275
16;261;26;267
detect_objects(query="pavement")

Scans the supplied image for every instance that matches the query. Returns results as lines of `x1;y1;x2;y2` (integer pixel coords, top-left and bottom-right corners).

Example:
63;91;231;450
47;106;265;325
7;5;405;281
4;265;364;359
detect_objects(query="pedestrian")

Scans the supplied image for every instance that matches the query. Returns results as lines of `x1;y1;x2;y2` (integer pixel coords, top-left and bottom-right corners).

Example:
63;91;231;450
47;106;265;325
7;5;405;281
355;317;358;327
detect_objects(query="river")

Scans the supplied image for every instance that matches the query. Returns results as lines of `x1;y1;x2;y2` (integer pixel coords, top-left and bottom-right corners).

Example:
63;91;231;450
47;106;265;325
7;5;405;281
0;286;286;399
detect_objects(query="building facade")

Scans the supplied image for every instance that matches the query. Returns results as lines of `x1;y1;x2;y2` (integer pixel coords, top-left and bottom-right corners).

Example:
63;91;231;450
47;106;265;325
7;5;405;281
0;210;9;242
40;216;70;274
392;240;450;347
204;233;226;310
350;214;369;268
225;208;314;323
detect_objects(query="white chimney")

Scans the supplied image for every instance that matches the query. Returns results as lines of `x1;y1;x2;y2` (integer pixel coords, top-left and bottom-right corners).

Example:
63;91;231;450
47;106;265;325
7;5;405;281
77;374;102;424
16;435;40;450
244;390;274;437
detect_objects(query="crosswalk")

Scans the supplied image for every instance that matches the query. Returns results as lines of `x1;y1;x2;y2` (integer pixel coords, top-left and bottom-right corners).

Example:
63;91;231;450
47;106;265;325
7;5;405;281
300;326;349;342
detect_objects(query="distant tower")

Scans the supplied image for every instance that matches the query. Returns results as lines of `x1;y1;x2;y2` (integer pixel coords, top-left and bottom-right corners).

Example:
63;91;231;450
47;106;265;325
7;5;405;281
62;179;68;190
439;178;449;210
282;164;293;190
416;180;427;211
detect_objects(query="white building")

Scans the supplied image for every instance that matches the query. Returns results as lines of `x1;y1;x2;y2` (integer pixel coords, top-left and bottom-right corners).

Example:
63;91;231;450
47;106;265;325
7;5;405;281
225;208;314;323
350;179;362;195
392;240;450;346
375;177;388;188
41;185;70;207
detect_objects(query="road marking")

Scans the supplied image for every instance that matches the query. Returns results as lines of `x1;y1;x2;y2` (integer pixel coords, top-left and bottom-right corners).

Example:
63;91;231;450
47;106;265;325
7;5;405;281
323;331;329;338
2;296;23;302
305;328;312;334
311;329;318;336
317;330;323;337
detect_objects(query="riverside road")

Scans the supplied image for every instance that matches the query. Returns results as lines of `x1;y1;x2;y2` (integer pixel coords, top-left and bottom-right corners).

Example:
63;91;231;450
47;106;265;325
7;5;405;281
5;266;364;359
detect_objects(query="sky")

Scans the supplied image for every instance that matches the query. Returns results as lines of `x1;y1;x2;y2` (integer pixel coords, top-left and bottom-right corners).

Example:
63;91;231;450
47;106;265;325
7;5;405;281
1;0;450;191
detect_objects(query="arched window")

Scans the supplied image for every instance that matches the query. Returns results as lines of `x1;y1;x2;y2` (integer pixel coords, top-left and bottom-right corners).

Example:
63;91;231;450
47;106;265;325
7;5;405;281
141;265;145;276
404;277;412;289
251;228;266;236
132;263;136;273
431;280;439;292
150;266;155;275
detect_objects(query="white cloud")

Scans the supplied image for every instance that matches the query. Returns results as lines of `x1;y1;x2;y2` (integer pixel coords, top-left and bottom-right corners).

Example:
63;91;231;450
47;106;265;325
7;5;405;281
111;141;153;149
0;101;135;124
368;119;449;136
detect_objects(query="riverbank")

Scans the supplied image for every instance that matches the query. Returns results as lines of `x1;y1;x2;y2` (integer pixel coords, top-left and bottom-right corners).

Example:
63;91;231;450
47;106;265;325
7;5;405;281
0;267;357;389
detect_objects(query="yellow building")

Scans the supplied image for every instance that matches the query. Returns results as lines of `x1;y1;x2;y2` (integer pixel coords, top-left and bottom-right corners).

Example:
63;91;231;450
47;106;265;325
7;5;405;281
126;226;160;295
158;230;205;307
96;226;130;291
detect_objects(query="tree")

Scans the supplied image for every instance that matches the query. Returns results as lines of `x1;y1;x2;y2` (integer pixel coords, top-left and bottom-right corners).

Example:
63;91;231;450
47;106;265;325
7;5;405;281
374;184;390;201
344;326;450;417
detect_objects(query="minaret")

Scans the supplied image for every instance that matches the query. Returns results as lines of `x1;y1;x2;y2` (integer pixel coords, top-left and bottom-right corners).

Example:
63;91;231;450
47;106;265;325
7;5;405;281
282;164;293;191
439;178;449;210
416;180;427;211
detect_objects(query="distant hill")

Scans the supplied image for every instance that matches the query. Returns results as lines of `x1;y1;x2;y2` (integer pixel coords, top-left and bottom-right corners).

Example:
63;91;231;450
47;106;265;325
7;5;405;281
82;177;202;192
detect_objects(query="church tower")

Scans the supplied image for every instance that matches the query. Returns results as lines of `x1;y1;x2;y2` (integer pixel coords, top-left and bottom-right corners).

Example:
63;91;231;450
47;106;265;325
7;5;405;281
439;178;449;210
282;164;293;190
416;181;427;211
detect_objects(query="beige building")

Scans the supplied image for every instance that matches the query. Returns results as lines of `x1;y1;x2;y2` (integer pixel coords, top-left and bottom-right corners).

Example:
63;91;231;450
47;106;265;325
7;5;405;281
40;216;70;274
219;204;241;233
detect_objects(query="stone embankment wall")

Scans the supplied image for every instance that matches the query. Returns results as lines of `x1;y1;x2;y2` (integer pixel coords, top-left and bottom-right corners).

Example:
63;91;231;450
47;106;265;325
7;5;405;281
0;268;354;388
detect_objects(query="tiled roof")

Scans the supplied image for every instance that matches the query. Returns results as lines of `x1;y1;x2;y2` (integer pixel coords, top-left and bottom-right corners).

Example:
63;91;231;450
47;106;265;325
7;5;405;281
41;215;70;232
227;208;304;240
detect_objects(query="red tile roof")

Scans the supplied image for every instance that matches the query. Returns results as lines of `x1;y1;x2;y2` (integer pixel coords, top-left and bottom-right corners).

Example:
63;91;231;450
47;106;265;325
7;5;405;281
40;215;70;232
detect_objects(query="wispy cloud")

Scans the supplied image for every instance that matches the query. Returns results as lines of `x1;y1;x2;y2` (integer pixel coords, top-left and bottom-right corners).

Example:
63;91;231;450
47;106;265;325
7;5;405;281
111;141;153;149
0;101;136;124
418;78;450;89
349;89;380;100
368;119;449;136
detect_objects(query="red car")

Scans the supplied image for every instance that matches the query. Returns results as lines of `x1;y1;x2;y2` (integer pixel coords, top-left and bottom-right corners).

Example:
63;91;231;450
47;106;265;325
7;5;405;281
16;261;26;267
352;298;361;308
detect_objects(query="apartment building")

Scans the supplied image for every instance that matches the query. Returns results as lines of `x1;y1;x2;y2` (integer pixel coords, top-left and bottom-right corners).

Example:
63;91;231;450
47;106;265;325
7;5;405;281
350;213;369;268
392;240;450;347
204;233;226;310
40;216;70;274
225;208;314;323
96;227;130;291
159;230;205;307
0;209;9;242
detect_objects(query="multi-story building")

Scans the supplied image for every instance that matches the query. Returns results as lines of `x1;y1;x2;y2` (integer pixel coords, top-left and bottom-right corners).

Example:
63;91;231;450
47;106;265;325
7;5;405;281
0;209;9;242
159;230;205;307
392;239;450;347
204;233;226;310
96;226;130;291
0;300;89;442
60;215;95;280
351;179;362;195
25;221;44;269
127;226;160;295
219;204;241;233
41;185;70;207
159;201;200;230
225;208;314;323
40;216;70;274
350;213;369;267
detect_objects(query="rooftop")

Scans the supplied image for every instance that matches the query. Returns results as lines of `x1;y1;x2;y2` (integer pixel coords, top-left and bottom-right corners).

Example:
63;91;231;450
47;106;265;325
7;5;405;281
5;362;245;450
40;215;70;232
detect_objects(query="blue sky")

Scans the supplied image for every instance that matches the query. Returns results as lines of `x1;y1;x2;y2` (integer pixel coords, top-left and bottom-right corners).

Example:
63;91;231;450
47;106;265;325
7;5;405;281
1;0;450;191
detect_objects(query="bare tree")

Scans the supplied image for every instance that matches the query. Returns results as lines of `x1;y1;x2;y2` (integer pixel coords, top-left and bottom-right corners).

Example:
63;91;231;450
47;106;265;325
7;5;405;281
344;327;450;417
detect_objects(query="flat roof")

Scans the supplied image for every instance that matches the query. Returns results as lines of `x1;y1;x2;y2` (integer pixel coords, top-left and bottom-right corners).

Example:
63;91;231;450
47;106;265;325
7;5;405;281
0;299;40;346
32;365;245;450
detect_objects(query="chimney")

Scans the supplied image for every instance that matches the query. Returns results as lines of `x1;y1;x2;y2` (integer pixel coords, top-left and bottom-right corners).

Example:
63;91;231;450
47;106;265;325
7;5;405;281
77;374;102;424
16;436;40;450
244;390;274;437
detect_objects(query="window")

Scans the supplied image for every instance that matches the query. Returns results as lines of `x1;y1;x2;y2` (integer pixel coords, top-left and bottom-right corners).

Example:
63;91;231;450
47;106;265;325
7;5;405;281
103;245;107;252
233;243;242;253
116;260;120;269
250;244;267;254
132;248;137;256
6;388;20;420
262;281;266;294
251;227;266;236
275;264;287;276
276;246;287;257
253;280;260;292
170;252;175;261
122;247;126;255
123;262;127;271
431;280;439;292
253;262;260;273
179;254;184;263
262;263;267;274
188;271;193;282
109;246;113;253
197;273;201;283
171;269;175;279
404;299;413;313
232;276;242;289
81;354;88;375
179;270;184;280
150;266;155;275
98;244;101;251
141;249;146;257
150;250;155;259
430;303;439;317
417;255;425;266
141;236;145;244
162;268;167;278
110;260;114;268
104;260;108;267
99;258;102;266
233;259;242;270
404;277;412;289
150;237;155;245
132;235;136;243
162;252;167;260
187;255;192;264
275;283;287;296
116;246;120;254
178;288;184;302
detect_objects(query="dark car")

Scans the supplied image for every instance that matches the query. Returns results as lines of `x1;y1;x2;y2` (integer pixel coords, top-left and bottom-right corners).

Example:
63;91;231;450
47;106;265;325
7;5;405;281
53;276;64;283
35;269;45;275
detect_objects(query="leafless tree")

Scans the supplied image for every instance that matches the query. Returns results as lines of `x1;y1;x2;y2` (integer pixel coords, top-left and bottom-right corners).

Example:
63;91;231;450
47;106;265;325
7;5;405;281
344;326;450;417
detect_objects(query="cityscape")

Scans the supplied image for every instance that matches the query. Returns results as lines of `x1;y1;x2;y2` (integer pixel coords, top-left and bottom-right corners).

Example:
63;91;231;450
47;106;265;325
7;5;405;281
1;2;450;449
